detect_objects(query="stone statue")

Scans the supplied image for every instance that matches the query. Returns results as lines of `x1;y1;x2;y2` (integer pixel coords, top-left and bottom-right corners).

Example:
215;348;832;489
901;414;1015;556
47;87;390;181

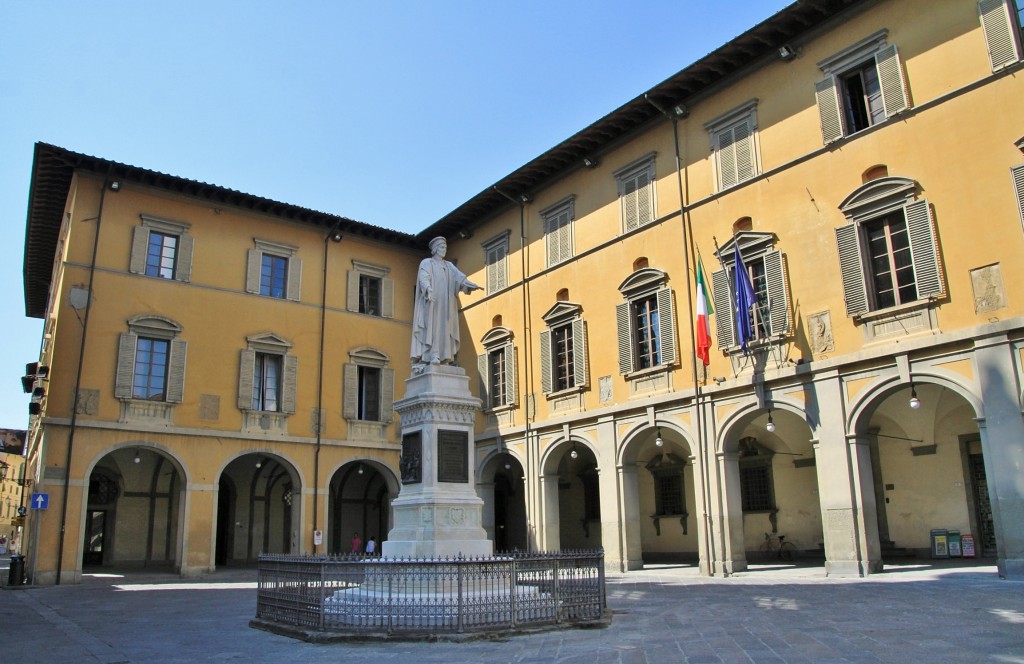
411;237;481;368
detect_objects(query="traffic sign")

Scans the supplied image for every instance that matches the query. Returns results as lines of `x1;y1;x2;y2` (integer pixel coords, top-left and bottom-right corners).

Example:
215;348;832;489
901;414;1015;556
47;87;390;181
31;493;49;510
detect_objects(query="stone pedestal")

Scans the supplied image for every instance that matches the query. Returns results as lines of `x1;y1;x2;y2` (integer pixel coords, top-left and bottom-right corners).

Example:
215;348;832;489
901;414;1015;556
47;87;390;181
383;365;492;558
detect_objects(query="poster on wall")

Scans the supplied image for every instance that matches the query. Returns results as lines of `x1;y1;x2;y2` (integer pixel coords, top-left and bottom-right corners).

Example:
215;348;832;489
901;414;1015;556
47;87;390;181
0;429;26;455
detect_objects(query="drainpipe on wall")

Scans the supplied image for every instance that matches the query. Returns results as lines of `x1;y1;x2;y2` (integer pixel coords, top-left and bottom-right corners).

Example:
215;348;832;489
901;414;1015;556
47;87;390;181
314;222;343;553
55;172;115;584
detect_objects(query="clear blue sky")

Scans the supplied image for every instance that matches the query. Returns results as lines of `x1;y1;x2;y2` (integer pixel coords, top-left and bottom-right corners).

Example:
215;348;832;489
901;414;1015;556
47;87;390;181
0;1;791;430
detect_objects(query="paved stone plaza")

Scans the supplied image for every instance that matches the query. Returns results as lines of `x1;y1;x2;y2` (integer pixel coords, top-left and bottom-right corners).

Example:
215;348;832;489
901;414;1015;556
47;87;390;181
2;557;1023;663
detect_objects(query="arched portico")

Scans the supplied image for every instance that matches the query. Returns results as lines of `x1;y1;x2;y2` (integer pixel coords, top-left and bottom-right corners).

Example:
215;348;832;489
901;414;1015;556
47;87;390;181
216;452;302;564
326;459;397;555
479;450;528;552
538;436;602;552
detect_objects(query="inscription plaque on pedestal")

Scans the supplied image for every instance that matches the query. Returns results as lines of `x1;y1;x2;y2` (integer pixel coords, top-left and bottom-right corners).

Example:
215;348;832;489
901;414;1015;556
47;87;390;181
437;429;468;483
401;432;422;484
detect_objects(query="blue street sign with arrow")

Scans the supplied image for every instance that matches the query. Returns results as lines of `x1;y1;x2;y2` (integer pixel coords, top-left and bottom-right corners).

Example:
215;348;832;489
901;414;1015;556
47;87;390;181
31;493;49;510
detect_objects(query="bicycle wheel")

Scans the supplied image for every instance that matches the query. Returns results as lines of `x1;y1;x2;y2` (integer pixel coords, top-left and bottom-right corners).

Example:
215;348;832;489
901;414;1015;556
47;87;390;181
779;541;798;562
756;541;774;562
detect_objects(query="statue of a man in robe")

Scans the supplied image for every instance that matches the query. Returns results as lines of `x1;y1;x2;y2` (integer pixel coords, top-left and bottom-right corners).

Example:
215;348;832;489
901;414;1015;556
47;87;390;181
410;237;481;369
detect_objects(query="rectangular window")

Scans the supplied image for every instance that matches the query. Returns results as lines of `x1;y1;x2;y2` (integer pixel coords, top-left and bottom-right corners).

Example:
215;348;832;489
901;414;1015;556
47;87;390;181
865;212;916;309
488;348;507;409
145;232;178;279
482;232;510;294
260;255;288;299
542;198;574;268
359;274;381;316
656;475;684;516
979;0;1024;71
358;366;381;421
615;155;656;232
839;62;885;134
133;338;169;401
633;295;660;369
553;324;575;391
738;258;771;340
740;463;773;512
252;353;282;412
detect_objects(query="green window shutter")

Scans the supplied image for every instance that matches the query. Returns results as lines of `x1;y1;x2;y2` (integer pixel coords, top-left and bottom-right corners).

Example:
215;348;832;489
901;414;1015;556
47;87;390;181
238;349;256;410
904;199;944;299
711;268;735;349
763;250;791;336
835;224;869;316
382;277;395;318
176;234;194;283
1013;164;1024;230
381;367;395;423
115;333;137;399
572;319;587;387
166;339;187;403
979;0;1022;71
477;353;490;407
815;76;843;144
245;249;261;294
286;257;302;301
129;226;149;275
875;44;909;118
342;363;358;419
346;270;360;311
616;301;634;374
657;287;677;365
281;353;298;414
539;330;553;394
504;345;516;406
717;126;738;190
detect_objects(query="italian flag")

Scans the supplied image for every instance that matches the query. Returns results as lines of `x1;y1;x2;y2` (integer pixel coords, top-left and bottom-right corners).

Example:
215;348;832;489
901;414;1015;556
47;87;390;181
695;257;713;366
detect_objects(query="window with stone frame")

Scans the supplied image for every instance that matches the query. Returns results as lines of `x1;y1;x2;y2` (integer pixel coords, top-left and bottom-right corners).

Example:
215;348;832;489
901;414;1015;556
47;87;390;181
646;453;687;518
129;215;193;282
711;232;791;352
737;437;776;513
238;333;297;414
245;238;302;301
539;301;587;395
834;177;945;317
704;99;761;192
477;327;516;410
614;153;656;233
346;260;394;317
978;0;1023;71
542;196;574;268
343;347;394;423
815;29;909;144
115;315;187;404
482;231;510;294
616;267;677;375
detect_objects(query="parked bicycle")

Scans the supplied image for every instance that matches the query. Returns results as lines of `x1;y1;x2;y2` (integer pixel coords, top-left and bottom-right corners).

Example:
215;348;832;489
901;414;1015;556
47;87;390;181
757;532;798;562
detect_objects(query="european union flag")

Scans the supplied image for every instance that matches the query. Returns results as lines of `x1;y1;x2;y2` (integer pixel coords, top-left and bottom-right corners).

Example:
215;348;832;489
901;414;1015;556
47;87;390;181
733;243;758;353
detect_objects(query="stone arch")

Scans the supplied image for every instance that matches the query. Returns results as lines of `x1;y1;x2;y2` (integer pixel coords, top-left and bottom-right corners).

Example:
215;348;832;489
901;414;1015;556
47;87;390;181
846;370;983;435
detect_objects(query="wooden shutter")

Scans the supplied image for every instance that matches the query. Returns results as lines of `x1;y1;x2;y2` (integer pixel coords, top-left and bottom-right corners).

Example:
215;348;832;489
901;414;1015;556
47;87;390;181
382;277;394;318
504;345;516;406
346;270;360;311
622;179;639;232
115;333;137;399
717;127;738;190
237;349;256;410
176;234;194;283
281;353;298;414
572;319;587;387
815;76;844;144
286;257;302;301
711;268;735;349
342;363;358;419
875;45;909;118
381;367;394;423
979;0;1022;71
636;171;652;227
1013;164;1024;228
245;249;261;294
835;224;869;316
486;250;499;292
477;353;491;407
539;330;553;393
166;339;187;403
763;251;790;336
657;287;677;365
904;199;944;299
129;226;149;275
616;302;634;374
735;120;754;183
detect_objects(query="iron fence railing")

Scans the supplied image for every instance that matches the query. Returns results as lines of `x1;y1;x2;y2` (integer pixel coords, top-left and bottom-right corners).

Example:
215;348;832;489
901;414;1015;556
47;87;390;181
253;550;606;638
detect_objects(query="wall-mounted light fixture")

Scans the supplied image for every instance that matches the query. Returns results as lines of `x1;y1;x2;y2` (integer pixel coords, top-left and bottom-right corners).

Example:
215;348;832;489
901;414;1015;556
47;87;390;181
109;181;122;192
909;382;921;409
570;442;578;460
778;44;798;60
583;157;600;168
655;428;664;447
457;229;473;239
672;104;689;118
766;409;776;433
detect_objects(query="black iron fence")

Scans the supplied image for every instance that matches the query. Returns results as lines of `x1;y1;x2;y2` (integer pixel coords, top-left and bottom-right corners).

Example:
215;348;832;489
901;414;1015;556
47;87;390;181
253;550;607;638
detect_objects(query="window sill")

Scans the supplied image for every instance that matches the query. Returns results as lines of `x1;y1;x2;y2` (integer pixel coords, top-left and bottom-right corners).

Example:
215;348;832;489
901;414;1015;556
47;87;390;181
545;386;584;400
242;410;289;435
854;299;937;343
724;334;785;355
119;399;174;425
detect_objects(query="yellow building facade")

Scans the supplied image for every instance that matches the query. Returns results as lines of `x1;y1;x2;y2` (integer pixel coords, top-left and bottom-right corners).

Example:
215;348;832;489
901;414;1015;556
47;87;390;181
20;0;1024;583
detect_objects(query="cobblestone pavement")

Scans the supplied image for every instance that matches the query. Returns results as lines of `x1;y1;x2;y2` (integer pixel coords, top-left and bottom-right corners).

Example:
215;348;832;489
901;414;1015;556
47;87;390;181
2;558;1023;663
